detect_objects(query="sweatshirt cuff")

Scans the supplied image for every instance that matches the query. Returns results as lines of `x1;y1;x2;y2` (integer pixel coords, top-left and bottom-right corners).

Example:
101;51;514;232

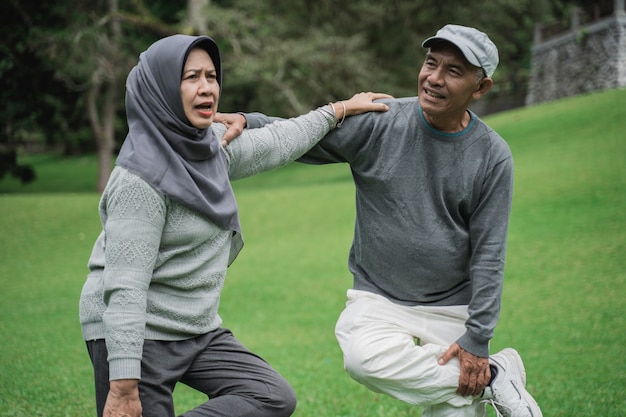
241;112;273;129
456;330;491;358
108;358;142;381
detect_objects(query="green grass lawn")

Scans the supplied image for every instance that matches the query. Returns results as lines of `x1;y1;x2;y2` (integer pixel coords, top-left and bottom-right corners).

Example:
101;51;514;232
1;88;625;416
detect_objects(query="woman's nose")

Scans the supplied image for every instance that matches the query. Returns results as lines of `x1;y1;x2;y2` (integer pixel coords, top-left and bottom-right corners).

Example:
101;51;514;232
198;77;212;94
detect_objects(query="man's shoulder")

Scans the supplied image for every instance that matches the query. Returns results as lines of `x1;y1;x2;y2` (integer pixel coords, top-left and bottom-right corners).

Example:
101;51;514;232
391;96;419;103
470;114;507;143
382;96;419;108
470;117;512;161
362;96;419;124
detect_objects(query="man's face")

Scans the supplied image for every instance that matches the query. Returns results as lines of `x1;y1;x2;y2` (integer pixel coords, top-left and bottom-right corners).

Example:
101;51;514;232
418;42;486;127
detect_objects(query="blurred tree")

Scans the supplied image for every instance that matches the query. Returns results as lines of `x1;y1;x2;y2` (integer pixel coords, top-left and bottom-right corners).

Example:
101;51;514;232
0;0;87;183
1;0;580;190
203;0;569;116
1;0;191;191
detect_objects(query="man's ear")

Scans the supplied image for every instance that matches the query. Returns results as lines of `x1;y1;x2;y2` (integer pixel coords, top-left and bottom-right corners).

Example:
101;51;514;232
473;77;493;100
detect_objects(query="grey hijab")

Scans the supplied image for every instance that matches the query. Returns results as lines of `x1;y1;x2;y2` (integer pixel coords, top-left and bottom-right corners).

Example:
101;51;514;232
116;34;242;261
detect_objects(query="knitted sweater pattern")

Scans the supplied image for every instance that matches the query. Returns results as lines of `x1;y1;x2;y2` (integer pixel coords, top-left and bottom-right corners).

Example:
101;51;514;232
79;108;335;380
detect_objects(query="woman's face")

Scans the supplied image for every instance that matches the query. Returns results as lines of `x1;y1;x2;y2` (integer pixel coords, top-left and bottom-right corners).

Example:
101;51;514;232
181;47;220;129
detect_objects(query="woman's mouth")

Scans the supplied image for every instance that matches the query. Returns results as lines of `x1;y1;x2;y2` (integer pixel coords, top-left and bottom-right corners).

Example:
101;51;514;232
195;102;213;116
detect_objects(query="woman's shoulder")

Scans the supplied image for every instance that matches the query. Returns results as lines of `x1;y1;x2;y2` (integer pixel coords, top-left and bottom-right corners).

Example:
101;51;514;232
211;123;227;141
103;166;166;206
107;166;152;189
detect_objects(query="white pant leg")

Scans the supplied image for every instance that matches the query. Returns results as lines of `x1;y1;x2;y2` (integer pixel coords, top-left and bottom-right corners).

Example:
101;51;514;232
422;401;487;417
335;290;486;417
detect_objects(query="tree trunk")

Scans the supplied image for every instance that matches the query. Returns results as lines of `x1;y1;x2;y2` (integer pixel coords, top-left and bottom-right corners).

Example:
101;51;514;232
86;77;116;193
185;0;209;33
89;0;122;192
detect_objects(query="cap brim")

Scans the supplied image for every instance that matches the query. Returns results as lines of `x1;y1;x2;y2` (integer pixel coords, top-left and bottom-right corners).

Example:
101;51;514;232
422;36;481;68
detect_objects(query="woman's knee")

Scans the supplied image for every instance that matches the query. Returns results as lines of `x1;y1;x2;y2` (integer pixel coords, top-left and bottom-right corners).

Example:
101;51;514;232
261;377;297;417
276;381;297;417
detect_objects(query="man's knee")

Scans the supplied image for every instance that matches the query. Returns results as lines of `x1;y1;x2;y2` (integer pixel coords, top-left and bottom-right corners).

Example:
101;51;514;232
342;343;387;387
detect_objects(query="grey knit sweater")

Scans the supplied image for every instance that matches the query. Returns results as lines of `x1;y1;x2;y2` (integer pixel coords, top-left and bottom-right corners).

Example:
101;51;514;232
246;97;513;357
79;108;335;381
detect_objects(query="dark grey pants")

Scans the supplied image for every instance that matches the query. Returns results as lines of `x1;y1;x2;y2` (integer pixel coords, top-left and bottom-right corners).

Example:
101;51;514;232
86;328;296;417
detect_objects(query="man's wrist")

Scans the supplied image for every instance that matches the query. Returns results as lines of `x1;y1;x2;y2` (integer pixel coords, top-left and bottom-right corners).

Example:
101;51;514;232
457;331;490;358
235;112;248;128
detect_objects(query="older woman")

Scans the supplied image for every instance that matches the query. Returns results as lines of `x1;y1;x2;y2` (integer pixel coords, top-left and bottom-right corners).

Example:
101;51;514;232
79;34;390;417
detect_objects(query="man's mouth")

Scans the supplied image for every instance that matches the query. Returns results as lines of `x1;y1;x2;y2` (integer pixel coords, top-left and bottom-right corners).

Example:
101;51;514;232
424;88;444;99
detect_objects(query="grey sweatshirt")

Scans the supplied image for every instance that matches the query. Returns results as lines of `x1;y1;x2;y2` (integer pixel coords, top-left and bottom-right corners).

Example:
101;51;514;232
245;97;513;357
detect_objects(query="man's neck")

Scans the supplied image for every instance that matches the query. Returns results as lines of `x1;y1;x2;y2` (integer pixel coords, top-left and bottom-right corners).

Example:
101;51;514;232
422;109;471;134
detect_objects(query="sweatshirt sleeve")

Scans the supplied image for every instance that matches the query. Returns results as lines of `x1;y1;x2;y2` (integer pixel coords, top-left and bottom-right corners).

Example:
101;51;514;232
241;112;282;129
217;108;337;180
457;150;514;357
101;171;166;380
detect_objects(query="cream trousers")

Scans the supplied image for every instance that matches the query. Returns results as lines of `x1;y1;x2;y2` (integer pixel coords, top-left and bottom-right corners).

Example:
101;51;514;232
335;289;486;417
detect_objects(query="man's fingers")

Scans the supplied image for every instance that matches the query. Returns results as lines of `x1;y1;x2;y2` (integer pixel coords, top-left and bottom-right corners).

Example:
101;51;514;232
438;343;460;366
456;351;491;397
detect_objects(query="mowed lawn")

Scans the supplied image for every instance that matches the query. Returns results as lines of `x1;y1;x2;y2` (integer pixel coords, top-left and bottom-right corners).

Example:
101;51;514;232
0;88;624;416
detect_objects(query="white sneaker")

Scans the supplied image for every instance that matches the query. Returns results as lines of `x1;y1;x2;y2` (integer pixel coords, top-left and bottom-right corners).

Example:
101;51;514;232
482;348;542;417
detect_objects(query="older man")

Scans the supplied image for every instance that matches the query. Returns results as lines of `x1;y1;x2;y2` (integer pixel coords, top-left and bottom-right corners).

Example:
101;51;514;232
220;24;542;417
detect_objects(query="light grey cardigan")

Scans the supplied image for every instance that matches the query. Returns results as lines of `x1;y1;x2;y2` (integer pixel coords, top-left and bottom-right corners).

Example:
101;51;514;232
79;108;335;381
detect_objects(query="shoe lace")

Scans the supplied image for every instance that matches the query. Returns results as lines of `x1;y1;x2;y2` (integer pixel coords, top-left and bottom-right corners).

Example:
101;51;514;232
479;398;507;417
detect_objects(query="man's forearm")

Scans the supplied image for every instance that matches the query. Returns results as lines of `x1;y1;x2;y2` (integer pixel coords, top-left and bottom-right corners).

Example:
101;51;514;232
243;112;282;128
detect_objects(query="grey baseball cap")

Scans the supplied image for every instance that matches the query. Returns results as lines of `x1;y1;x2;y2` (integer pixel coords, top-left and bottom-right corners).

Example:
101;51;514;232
422;24;499;77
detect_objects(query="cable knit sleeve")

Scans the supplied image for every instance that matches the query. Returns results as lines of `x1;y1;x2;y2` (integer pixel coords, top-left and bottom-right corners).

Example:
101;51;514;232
100;168;167;380
215;108;336;179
